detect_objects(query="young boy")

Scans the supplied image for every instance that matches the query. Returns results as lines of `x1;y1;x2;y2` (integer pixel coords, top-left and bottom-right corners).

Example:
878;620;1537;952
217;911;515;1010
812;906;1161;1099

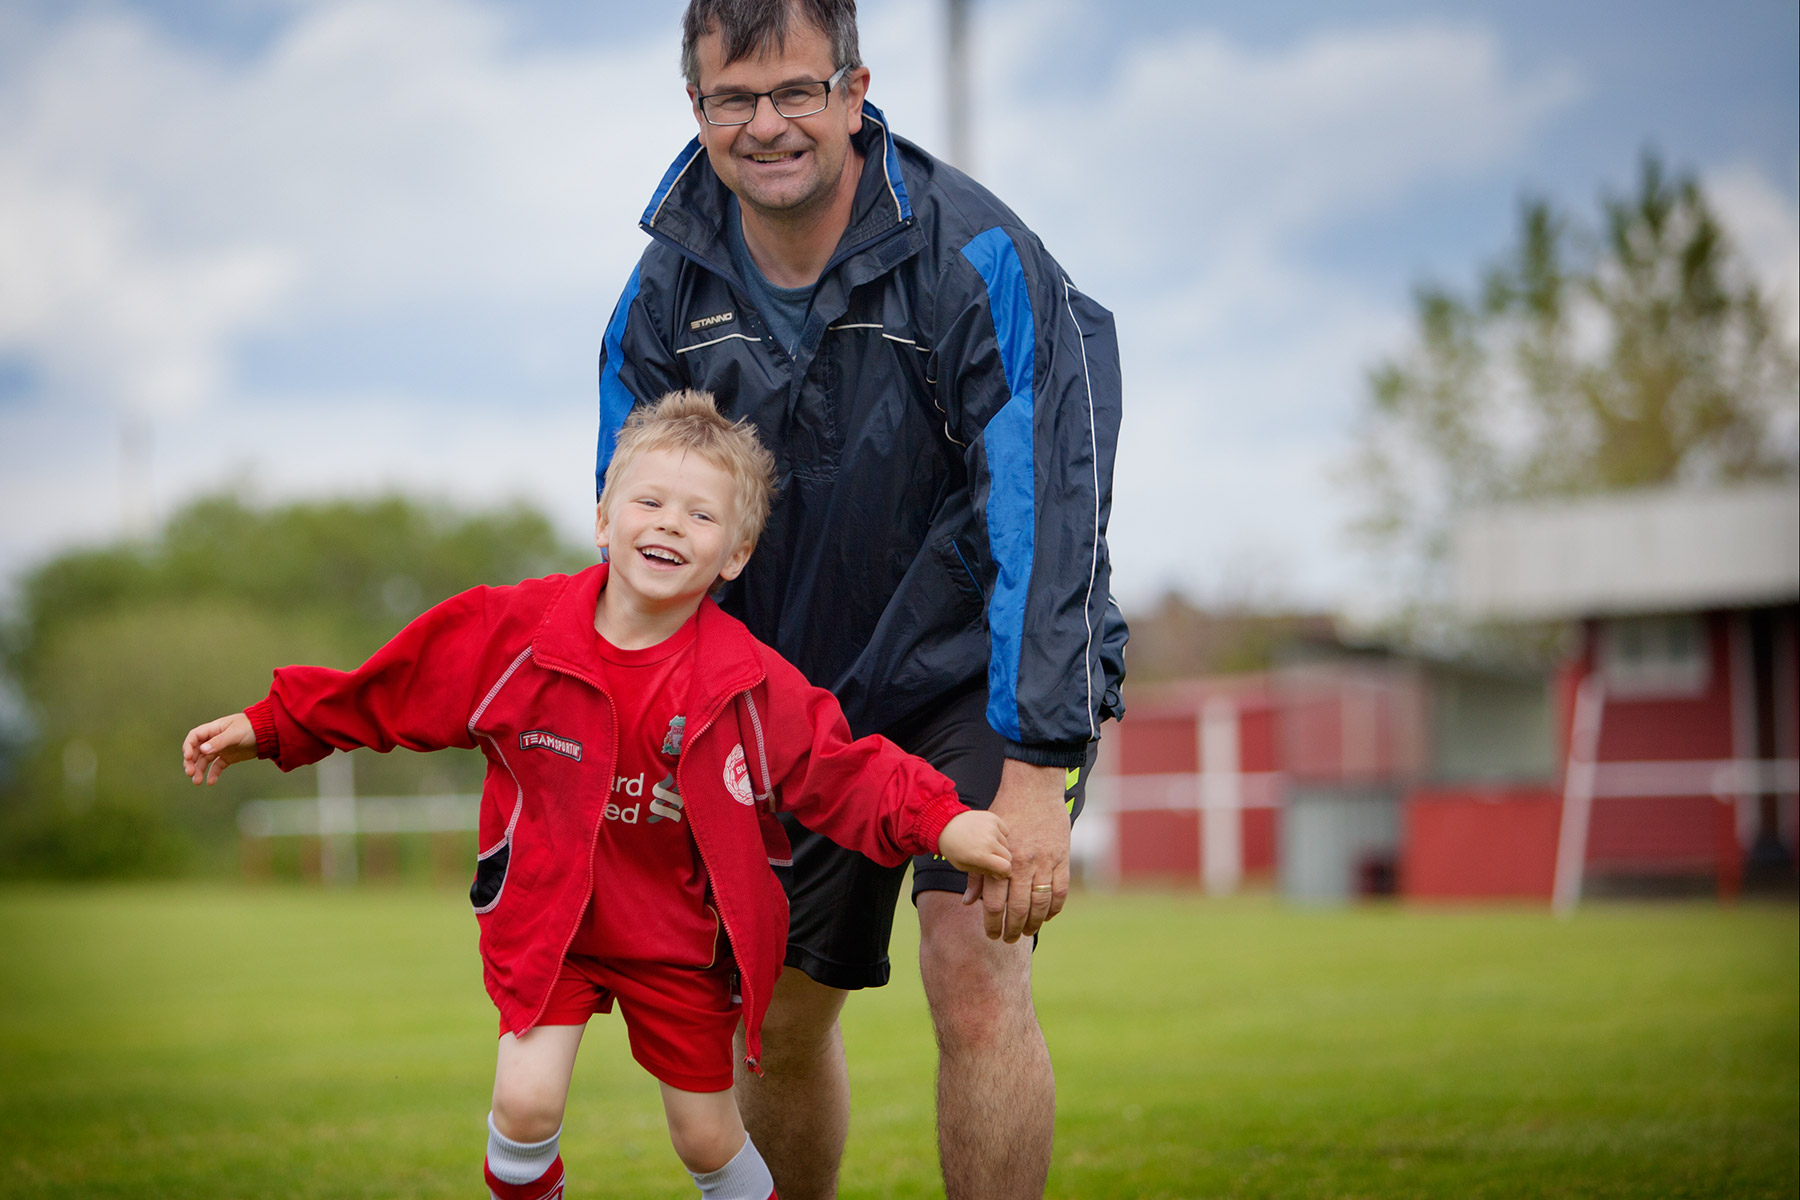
181;390;1011;1200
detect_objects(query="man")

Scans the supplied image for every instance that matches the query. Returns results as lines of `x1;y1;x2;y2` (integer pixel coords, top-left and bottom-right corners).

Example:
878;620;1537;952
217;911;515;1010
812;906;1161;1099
595;2;1125;1196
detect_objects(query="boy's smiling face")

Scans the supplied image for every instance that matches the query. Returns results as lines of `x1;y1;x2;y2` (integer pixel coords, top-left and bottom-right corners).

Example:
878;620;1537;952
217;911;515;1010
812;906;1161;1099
595;445;753;617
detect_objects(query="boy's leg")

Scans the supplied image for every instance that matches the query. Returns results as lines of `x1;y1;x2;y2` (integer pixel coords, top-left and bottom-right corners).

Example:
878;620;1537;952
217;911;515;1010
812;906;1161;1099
487;1024;586;1200
660;1083;775;1200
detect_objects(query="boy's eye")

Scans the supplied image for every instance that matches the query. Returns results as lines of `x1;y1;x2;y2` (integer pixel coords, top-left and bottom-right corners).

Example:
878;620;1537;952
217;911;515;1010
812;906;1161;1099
692;511;713;523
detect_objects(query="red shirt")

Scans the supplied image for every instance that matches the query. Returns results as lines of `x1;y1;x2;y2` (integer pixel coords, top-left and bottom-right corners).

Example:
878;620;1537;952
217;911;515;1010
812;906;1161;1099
568;613;721;966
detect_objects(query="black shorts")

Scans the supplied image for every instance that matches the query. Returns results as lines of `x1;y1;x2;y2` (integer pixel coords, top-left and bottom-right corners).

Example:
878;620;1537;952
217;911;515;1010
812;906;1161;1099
774;683;1093;990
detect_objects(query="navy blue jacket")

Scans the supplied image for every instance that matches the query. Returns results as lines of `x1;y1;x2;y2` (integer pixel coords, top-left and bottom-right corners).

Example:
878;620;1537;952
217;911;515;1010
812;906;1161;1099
596;104;1125;764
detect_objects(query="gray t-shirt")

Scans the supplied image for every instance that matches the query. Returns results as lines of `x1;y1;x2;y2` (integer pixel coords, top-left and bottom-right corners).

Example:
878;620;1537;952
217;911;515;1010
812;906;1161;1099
725;196;814;357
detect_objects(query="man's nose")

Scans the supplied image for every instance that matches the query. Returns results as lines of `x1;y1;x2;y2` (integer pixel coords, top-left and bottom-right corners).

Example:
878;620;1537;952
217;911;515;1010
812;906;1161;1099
745;94;790;141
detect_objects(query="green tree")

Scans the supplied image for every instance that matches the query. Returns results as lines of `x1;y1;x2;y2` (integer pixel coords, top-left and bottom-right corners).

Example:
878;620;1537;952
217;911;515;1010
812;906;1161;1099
1350;152;1798;619
0;491;589;878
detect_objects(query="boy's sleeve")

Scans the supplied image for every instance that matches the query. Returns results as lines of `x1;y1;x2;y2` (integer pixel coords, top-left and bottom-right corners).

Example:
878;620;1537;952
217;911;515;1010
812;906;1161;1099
249;587;504;772
752;651;968;866
933;225;1127;764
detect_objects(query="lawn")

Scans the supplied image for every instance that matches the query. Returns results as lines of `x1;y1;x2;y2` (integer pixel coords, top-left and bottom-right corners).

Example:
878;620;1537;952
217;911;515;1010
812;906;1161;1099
0;885;1793;1198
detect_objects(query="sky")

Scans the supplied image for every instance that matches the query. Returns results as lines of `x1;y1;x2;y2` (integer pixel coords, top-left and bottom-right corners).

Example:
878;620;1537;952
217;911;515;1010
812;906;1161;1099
1;0;1796;616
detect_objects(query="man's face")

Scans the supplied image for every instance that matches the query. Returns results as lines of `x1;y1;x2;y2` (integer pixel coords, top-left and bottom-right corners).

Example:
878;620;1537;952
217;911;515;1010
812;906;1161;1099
687;19;869;223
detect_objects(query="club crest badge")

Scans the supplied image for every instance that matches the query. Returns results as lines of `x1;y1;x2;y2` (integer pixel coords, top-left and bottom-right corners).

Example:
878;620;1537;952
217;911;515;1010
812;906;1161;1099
661;715;686;757
723;744;754;805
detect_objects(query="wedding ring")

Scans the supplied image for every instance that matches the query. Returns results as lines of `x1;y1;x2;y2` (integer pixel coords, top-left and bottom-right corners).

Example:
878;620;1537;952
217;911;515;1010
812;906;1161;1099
1031;884;1054;892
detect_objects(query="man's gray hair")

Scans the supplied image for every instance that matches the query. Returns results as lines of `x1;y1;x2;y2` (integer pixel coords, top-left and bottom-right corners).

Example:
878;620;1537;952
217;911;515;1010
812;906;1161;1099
681;0;862;88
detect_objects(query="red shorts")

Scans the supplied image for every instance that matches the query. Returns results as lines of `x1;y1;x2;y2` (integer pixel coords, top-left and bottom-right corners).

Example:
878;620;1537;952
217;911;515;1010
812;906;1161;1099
503;955;743;1092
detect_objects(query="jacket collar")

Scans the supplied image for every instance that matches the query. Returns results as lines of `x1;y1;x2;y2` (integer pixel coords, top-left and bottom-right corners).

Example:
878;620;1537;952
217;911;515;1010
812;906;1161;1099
639;101;919;284
531;564;766;713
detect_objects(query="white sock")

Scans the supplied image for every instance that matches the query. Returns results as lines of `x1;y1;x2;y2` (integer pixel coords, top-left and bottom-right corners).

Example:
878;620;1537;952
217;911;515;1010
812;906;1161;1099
486;1111;561;1185
690;1134;775;1199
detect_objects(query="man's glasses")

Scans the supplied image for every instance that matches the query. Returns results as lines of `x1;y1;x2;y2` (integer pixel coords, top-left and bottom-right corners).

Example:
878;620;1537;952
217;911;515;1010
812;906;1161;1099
697;65;851;126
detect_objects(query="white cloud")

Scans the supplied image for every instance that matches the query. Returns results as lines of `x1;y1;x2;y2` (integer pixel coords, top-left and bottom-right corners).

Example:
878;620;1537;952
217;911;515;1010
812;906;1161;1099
1707;161;1800;348
951;7;1578;607
975;10;1580;278
1;0;1584;614
0;0;692;416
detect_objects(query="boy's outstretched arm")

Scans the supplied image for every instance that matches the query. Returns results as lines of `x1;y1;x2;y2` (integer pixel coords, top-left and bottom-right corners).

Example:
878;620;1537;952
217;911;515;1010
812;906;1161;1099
182;713;258;786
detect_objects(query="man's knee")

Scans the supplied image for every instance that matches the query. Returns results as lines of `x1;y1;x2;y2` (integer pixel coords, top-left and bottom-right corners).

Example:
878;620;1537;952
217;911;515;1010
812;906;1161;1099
916;893;1036;1047
743;966;848;1065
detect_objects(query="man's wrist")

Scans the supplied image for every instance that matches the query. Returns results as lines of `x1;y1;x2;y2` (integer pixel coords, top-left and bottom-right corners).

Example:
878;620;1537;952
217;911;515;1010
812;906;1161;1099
1003;739;1088;769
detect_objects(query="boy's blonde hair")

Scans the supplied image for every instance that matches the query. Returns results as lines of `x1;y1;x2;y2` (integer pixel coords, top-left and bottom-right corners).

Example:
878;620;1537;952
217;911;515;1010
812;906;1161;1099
599;389;778;547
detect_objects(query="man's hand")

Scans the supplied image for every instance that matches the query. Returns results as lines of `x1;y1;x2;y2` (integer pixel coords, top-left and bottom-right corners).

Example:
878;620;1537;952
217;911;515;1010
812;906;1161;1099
182;713;258;785
961;759;1070;942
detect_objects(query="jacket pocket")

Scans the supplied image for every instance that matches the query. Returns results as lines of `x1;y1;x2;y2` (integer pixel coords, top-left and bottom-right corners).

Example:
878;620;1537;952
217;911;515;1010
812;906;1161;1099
469;834;511;913
938;536;986;610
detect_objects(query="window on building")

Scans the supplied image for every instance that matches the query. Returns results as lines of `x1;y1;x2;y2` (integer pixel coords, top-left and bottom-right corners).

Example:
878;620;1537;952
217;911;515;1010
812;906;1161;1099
1599;614;1710;697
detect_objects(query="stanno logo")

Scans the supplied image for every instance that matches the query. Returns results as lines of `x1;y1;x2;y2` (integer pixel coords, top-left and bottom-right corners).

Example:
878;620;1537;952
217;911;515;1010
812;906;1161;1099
519;729;582;761
689;310;735;332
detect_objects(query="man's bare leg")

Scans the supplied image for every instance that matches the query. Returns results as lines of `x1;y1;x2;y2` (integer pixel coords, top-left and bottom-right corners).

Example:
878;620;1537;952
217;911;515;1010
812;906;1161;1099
734;965;851;1200
917;890;1053;1200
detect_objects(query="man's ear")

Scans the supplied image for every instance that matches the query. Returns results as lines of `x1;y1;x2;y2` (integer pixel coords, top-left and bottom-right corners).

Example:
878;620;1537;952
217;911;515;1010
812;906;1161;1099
688;84;704;130
844;66;870;136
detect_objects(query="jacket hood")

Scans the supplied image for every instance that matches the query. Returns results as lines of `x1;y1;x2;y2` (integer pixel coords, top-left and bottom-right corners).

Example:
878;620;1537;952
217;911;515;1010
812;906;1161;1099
638;101;920;282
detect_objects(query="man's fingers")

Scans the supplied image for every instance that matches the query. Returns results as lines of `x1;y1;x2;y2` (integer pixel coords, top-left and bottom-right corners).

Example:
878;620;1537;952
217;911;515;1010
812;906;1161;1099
1004;875;1034;943
1044;861;1072;923
1021;874;1057;937
981;873;1008;940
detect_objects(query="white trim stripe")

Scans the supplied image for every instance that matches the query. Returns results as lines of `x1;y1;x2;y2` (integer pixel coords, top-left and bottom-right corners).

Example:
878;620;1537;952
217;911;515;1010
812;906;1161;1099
471;646;535;730
1064;279;1102;739
645;145;703;229
824;322;929;351
862;112;905;224
677;332;762;355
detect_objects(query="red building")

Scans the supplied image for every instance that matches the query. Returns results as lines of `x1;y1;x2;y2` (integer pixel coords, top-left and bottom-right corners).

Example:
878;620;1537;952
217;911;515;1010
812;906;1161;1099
1422;481;1800;905
1090;482;1798;906
1097;656;1432;899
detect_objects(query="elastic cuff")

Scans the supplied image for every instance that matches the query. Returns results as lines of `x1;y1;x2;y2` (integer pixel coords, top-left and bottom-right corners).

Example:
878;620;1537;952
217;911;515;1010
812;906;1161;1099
485;1112;561;1186
1003;739;1088;768
908;790;969;855
691;1134;773;1198
245;699;280;761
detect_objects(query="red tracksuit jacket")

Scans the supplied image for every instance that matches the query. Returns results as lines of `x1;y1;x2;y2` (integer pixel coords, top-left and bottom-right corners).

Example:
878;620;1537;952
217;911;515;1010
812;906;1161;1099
245;563;966;1070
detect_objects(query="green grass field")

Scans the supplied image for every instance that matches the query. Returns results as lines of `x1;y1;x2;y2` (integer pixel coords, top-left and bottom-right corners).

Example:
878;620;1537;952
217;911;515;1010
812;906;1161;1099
0;885;1793;1199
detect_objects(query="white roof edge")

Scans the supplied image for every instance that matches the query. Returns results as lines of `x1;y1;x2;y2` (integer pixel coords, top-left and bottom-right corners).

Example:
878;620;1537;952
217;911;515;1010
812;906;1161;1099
1454;480;1800;621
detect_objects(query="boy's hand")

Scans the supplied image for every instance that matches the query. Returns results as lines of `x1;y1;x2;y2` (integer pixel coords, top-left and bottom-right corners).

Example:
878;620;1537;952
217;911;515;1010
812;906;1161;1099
939;809;1011;907
182;713;258;785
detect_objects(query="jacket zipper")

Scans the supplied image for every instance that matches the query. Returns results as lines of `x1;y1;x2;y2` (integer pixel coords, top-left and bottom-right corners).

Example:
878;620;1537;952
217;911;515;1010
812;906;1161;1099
523;682;620;1034
673;672;768;1066
520;664;768;1038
